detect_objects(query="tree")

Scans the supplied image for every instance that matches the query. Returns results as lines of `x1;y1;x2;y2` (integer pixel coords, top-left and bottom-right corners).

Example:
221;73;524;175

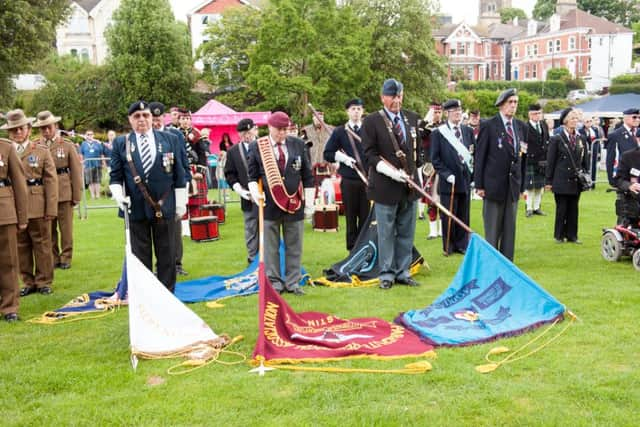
350;0;446;114
105;0;195;117
532;0;555;21
546;67;572;80
533;0;640;26
245;0;373;123
0;0;70;106
500;7;527;24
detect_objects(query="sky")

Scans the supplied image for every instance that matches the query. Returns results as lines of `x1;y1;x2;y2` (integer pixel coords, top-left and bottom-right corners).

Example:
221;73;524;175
169;0;537;24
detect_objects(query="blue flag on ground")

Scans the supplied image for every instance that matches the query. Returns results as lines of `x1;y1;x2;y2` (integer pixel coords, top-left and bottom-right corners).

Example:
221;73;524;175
396;234;566;346
175;243;309;303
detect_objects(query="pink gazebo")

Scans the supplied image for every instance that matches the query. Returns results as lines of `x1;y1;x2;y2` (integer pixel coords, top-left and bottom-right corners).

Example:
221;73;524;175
167;100;271;154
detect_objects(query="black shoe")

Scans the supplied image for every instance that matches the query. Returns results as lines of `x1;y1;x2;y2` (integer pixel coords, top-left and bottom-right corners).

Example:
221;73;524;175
568;239;583;245
291;288;305;296
20;287;36;297
456;248;466;255
379;280;393;290
533;209;546;216
176;266;188;276
58;263;71;270
396;277;420;287
275;288;285;295
39;286;53;295
427;235;438;240
54;262;62;269
4;313;19;322
525;210;533;217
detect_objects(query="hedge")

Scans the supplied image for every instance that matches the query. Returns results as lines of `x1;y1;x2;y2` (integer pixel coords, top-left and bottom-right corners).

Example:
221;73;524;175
443;89;538;121
609;83;640;94
611;74;640;85
456;80;570;98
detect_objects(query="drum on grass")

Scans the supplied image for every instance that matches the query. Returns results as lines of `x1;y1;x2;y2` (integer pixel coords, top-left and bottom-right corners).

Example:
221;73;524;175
202;203;225;224
189;216;220;242
332;177;344;215
312;205;339;232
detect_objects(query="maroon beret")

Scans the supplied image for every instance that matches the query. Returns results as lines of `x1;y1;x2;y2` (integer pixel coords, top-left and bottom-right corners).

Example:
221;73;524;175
268;111;291;128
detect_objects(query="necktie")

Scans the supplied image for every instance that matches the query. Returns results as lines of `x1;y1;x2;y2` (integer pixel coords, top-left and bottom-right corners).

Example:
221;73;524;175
276;142;285;173
353;125;359;133
535;122;541;134
139;134;152;176
569;133;576;148
393;116;404;144
505;121;515;146
454;126;461;140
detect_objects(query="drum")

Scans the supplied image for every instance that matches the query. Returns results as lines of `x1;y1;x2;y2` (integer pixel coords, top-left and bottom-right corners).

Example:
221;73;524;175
189;216;219;242
312;205;339;232
333;177;344;215
202;203;225;224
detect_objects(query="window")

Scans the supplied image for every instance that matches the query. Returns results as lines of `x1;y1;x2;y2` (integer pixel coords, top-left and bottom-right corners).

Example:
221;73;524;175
599;37;604;46
533;44;538;56
532;64;537;78
555;39;561;52
492;62;497;77
526;45;531;57
81;48;89;62
569;37;576;50
513;47;519;58
70;49;78;57
588;37;592;48
467;66;473;80
458;42;466;56
588;58;591;73
578;58;583;72
202;16;208;24
524;65;530;79
450;45;456;55
547;40;553;53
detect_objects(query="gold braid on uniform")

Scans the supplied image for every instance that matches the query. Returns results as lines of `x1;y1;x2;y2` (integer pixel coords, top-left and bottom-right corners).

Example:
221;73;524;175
257;136;303;214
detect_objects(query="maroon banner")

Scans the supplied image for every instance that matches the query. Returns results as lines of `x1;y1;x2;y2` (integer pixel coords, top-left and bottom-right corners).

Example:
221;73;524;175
252;263;435;365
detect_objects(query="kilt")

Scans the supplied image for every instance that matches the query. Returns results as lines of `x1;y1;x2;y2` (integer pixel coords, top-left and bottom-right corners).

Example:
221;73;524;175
188;177;209;207
525;163;545;190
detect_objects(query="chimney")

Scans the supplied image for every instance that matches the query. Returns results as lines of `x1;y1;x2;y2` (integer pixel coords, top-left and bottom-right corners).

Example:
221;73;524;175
550;14;560;32
556;0;577;16
512;16;519;26
527;19;537;36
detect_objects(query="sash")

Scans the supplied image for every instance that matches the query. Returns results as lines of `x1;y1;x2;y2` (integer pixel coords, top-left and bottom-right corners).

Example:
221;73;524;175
437;124;473;174
257;137;303;214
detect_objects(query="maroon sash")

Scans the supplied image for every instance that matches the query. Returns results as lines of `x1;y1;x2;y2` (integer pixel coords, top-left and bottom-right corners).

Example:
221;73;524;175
257;137;302;214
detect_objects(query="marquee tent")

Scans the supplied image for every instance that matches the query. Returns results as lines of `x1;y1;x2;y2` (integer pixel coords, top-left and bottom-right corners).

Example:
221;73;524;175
547;94;640;119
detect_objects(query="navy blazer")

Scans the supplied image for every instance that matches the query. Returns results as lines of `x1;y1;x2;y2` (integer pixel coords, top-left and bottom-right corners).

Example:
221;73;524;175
225;141;255;212
605;125;638;186
474;113;527;202
323;124;367;181
247;136;313;221
110;130;186;221
164;127;191;181
430;123;473;194
545;132;590;195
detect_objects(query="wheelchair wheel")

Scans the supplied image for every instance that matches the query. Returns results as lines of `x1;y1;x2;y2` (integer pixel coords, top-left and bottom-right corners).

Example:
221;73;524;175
601;231;623;262
633;250;640;272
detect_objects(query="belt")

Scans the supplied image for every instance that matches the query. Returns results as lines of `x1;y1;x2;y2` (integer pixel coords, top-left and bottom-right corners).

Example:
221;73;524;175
56;167;70;174
0;179;10;187
27;179;43;186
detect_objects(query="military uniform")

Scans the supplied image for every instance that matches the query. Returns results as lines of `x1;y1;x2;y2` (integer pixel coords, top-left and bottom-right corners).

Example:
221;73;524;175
17;141;58;294
0;139;29;318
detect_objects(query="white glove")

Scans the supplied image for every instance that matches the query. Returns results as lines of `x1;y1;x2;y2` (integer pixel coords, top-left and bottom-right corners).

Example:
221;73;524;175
446;174;456;184
175;188;187;218
335;151;356;168
304;187;315;217
109;184;130;211
248;181;264;205
233;183;252;201
376;160;407;183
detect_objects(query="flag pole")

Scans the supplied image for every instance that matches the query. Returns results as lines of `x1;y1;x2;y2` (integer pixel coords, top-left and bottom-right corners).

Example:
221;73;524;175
380;158;473;234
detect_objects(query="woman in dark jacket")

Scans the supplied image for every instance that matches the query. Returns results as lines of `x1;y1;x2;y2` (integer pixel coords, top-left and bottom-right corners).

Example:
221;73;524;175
545;108;590;244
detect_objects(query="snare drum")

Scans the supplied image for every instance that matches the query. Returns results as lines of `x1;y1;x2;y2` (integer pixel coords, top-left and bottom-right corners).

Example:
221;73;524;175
189;216;220;242
312;205;339;232
201;203;225;224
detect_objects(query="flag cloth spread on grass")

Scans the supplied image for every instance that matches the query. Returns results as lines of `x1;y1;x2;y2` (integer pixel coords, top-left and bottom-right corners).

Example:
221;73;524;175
175;243;310;303
396;233;566;347
314;208;424;287
252;262;435;365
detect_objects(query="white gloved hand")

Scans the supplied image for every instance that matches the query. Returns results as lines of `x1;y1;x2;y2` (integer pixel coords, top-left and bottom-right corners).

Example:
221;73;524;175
175;188;187;218
304;187;315;217
446;174;456;184
376;160;407;183
248;181;264;205
233;183;252;201
109;184;130;211
335;151;356;168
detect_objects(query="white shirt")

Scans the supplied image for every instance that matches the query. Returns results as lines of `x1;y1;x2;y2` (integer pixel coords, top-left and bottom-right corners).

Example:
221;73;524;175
138;131;156;165
347;120;362;132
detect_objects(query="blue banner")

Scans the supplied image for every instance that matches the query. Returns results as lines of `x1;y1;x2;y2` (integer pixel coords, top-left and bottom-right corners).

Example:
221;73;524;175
397;234;565;346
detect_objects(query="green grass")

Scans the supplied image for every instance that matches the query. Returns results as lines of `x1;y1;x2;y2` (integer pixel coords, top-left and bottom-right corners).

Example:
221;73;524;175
1;181;639;427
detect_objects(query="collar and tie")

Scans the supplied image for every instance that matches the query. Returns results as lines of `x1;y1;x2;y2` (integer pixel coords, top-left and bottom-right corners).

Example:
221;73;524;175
352;124;359;133
393;116;404;144
505;120;515;147
454;126;461;140
276;142;286;173
139;133;152;177
569;132;576;148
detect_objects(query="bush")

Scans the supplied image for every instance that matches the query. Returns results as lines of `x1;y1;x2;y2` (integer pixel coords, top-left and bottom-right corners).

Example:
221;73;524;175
611;74;640;85
543;99;570;113
456;80;569;99
443;89;538;121
546;67;572;80
609;83;640;94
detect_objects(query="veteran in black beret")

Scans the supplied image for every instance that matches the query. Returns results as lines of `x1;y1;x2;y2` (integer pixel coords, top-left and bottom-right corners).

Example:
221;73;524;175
324;97;370;250
606;107;640;187
109;100;188;292
524;103;550;217
429;99;474;255
474;88;527;260
362;79;423;289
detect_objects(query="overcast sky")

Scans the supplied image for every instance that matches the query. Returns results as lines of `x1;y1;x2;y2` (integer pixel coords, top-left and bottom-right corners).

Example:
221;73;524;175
169;0;537;25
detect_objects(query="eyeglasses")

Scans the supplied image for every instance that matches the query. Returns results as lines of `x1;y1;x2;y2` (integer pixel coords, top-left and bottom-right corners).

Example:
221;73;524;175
632;115;640;119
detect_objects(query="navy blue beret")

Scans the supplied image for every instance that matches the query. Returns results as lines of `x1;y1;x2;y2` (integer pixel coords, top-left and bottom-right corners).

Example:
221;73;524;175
381;79;403;96
443;99;462;110
149;102;165;117
495;88;518;107
345;98;364;109
128;100;149;116
623;108;640;115
559;107;573;124
236;118;255;132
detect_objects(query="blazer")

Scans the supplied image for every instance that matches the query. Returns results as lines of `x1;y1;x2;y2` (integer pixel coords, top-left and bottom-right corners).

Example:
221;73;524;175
605;125;638;186
20;142;58;219
247;136;314;221
109;130;186;221
614;147;640;192
323;124;367;181
40;136;83;203
525;120;549;165
545;132;590;195
430;123;474;194
225;141;254;212
0;139;28;226
362;108;422;204
163;127;192;181
474;113;527;202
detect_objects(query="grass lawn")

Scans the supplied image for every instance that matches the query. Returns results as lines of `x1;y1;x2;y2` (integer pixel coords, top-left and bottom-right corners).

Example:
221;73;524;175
1;181;638;426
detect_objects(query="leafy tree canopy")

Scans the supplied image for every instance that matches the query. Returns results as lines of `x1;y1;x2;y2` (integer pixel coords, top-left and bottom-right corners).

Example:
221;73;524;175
533;0;640;26
500;7;527;24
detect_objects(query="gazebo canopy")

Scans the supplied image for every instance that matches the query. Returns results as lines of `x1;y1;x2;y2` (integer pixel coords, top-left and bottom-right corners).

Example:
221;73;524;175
548;94;640;119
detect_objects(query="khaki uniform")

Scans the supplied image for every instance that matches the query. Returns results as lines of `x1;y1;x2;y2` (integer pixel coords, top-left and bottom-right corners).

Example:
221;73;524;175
42;136;82;265
0;139;28;315
17;142;58;290
303;124;334;166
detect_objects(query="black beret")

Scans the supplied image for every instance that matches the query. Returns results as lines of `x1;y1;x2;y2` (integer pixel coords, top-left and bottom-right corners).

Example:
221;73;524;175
236;118;255;132
345;98;364;109
623;108;640;115
469;110;480;116
128;100;149;116
149;102;165;117
559;107;573;124
495;88;518;107
529;103;542;111
442;99;462;110
381;79;403;96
